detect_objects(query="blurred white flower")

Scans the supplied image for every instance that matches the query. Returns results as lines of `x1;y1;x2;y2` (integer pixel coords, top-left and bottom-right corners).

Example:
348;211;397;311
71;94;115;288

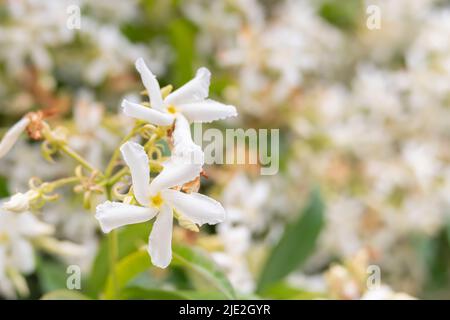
361;285;416;300
0;117;30;159
0;204;53;298
222;173;270;232
2;190;38;213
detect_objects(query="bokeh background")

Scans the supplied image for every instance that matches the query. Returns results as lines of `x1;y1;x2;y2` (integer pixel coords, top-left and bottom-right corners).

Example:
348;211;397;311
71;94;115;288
1;0;450;299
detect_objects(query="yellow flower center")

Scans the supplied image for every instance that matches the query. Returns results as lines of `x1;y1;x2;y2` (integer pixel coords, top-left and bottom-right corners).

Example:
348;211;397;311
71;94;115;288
0;232;9;244
150;193;164;208
167;105;178;114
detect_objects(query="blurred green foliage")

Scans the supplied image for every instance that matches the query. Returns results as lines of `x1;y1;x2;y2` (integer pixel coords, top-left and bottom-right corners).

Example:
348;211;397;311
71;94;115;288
257;189;325;292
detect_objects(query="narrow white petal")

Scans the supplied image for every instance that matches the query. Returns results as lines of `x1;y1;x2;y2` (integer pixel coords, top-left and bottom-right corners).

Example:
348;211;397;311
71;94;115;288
17;212;54;237
120;141;151;206
162;189;226;226
121;100;174;126
172;114;204;164
95;201;157;233
148;114;204;195
178;99;237;123
148;204;173;268
165;67;211;105
149;156;203;196
11;238;35;274
0;117;30;159
135;58;165;111
37;238;86;257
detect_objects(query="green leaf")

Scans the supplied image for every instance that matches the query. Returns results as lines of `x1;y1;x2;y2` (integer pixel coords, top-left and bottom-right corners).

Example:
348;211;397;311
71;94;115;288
37;259;68;292
259;282;324;300
120;287;189;300
168;19;197;87
86;223;150;298
257;189;325;292
0;175;9;198
41;290;90;300
120;287;229;300
172;245;236;300
319;0;363;31
103;249;152;299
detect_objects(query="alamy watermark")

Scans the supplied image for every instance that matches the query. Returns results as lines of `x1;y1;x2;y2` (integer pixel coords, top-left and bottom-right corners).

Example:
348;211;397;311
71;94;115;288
366;4;381;30
366;265;381;290
66;5;81;30
192;123;280;176
66;265;82;290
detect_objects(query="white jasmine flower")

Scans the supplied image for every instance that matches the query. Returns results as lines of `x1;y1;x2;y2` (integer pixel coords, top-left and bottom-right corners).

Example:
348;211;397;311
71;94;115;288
0;206;53;298
3;190;38;213
222;173;270;232
121;58;237;126
0;117;30;159
95;141;225;268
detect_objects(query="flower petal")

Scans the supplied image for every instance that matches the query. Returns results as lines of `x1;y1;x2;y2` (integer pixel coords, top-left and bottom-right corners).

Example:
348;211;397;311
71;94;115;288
95;201;157;233
120;141;151;206
0;117;30;159
172;114;204;163
148;204;173;268
135;58;164;111
11;238;35;274
178;99;237;123
149;159;203;195
121;100;174;126
162;189;226;226
17;212;54;238
147;116;203;196
3;193;30;213
165;67;211;105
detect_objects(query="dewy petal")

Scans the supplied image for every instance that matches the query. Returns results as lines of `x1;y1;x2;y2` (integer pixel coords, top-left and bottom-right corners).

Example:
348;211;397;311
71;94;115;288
148;204;173;268
120;141;151;206
135;58;165;111
95;201;157;233
178;99;237;123
162;189;226;226
11;238;35;274
121;100;174;126
17;212;54;238
0;117;30;159
165;67;211;105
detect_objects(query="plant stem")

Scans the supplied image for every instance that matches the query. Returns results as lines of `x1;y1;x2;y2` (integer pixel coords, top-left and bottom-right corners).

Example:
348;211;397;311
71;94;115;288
105;123;142;178
60;144;97;173
107;167;129;186
47;176;79;190
106;186;119;299
108;229;119;299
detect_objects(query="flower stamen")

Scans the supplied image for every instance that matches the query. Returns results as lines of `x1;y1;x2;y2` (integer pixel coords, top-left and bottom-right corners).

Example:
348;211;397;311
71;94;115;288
150;193;164;208
167;105;178;114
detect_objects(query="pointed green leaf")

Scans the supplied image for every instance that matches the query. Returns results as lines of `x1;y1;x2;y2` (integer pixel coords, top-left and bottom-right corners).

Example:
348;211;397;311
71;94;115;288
257;189;325;291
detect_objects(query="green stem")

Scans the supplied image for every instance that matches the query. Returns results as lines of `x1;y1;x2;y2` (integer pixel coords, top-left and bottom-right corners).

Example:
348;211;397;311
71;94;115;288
107;167;129;186
105;123;142;178
106;186;119;299
47;176;79;190
60;144;97;173
108;230;119;299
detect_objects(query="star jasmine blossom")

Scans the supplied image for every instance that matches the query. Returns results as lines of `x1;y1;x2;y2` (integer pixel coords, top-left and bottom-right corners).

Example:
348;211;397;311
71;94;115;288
95;141;225;268
121;58;237;127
